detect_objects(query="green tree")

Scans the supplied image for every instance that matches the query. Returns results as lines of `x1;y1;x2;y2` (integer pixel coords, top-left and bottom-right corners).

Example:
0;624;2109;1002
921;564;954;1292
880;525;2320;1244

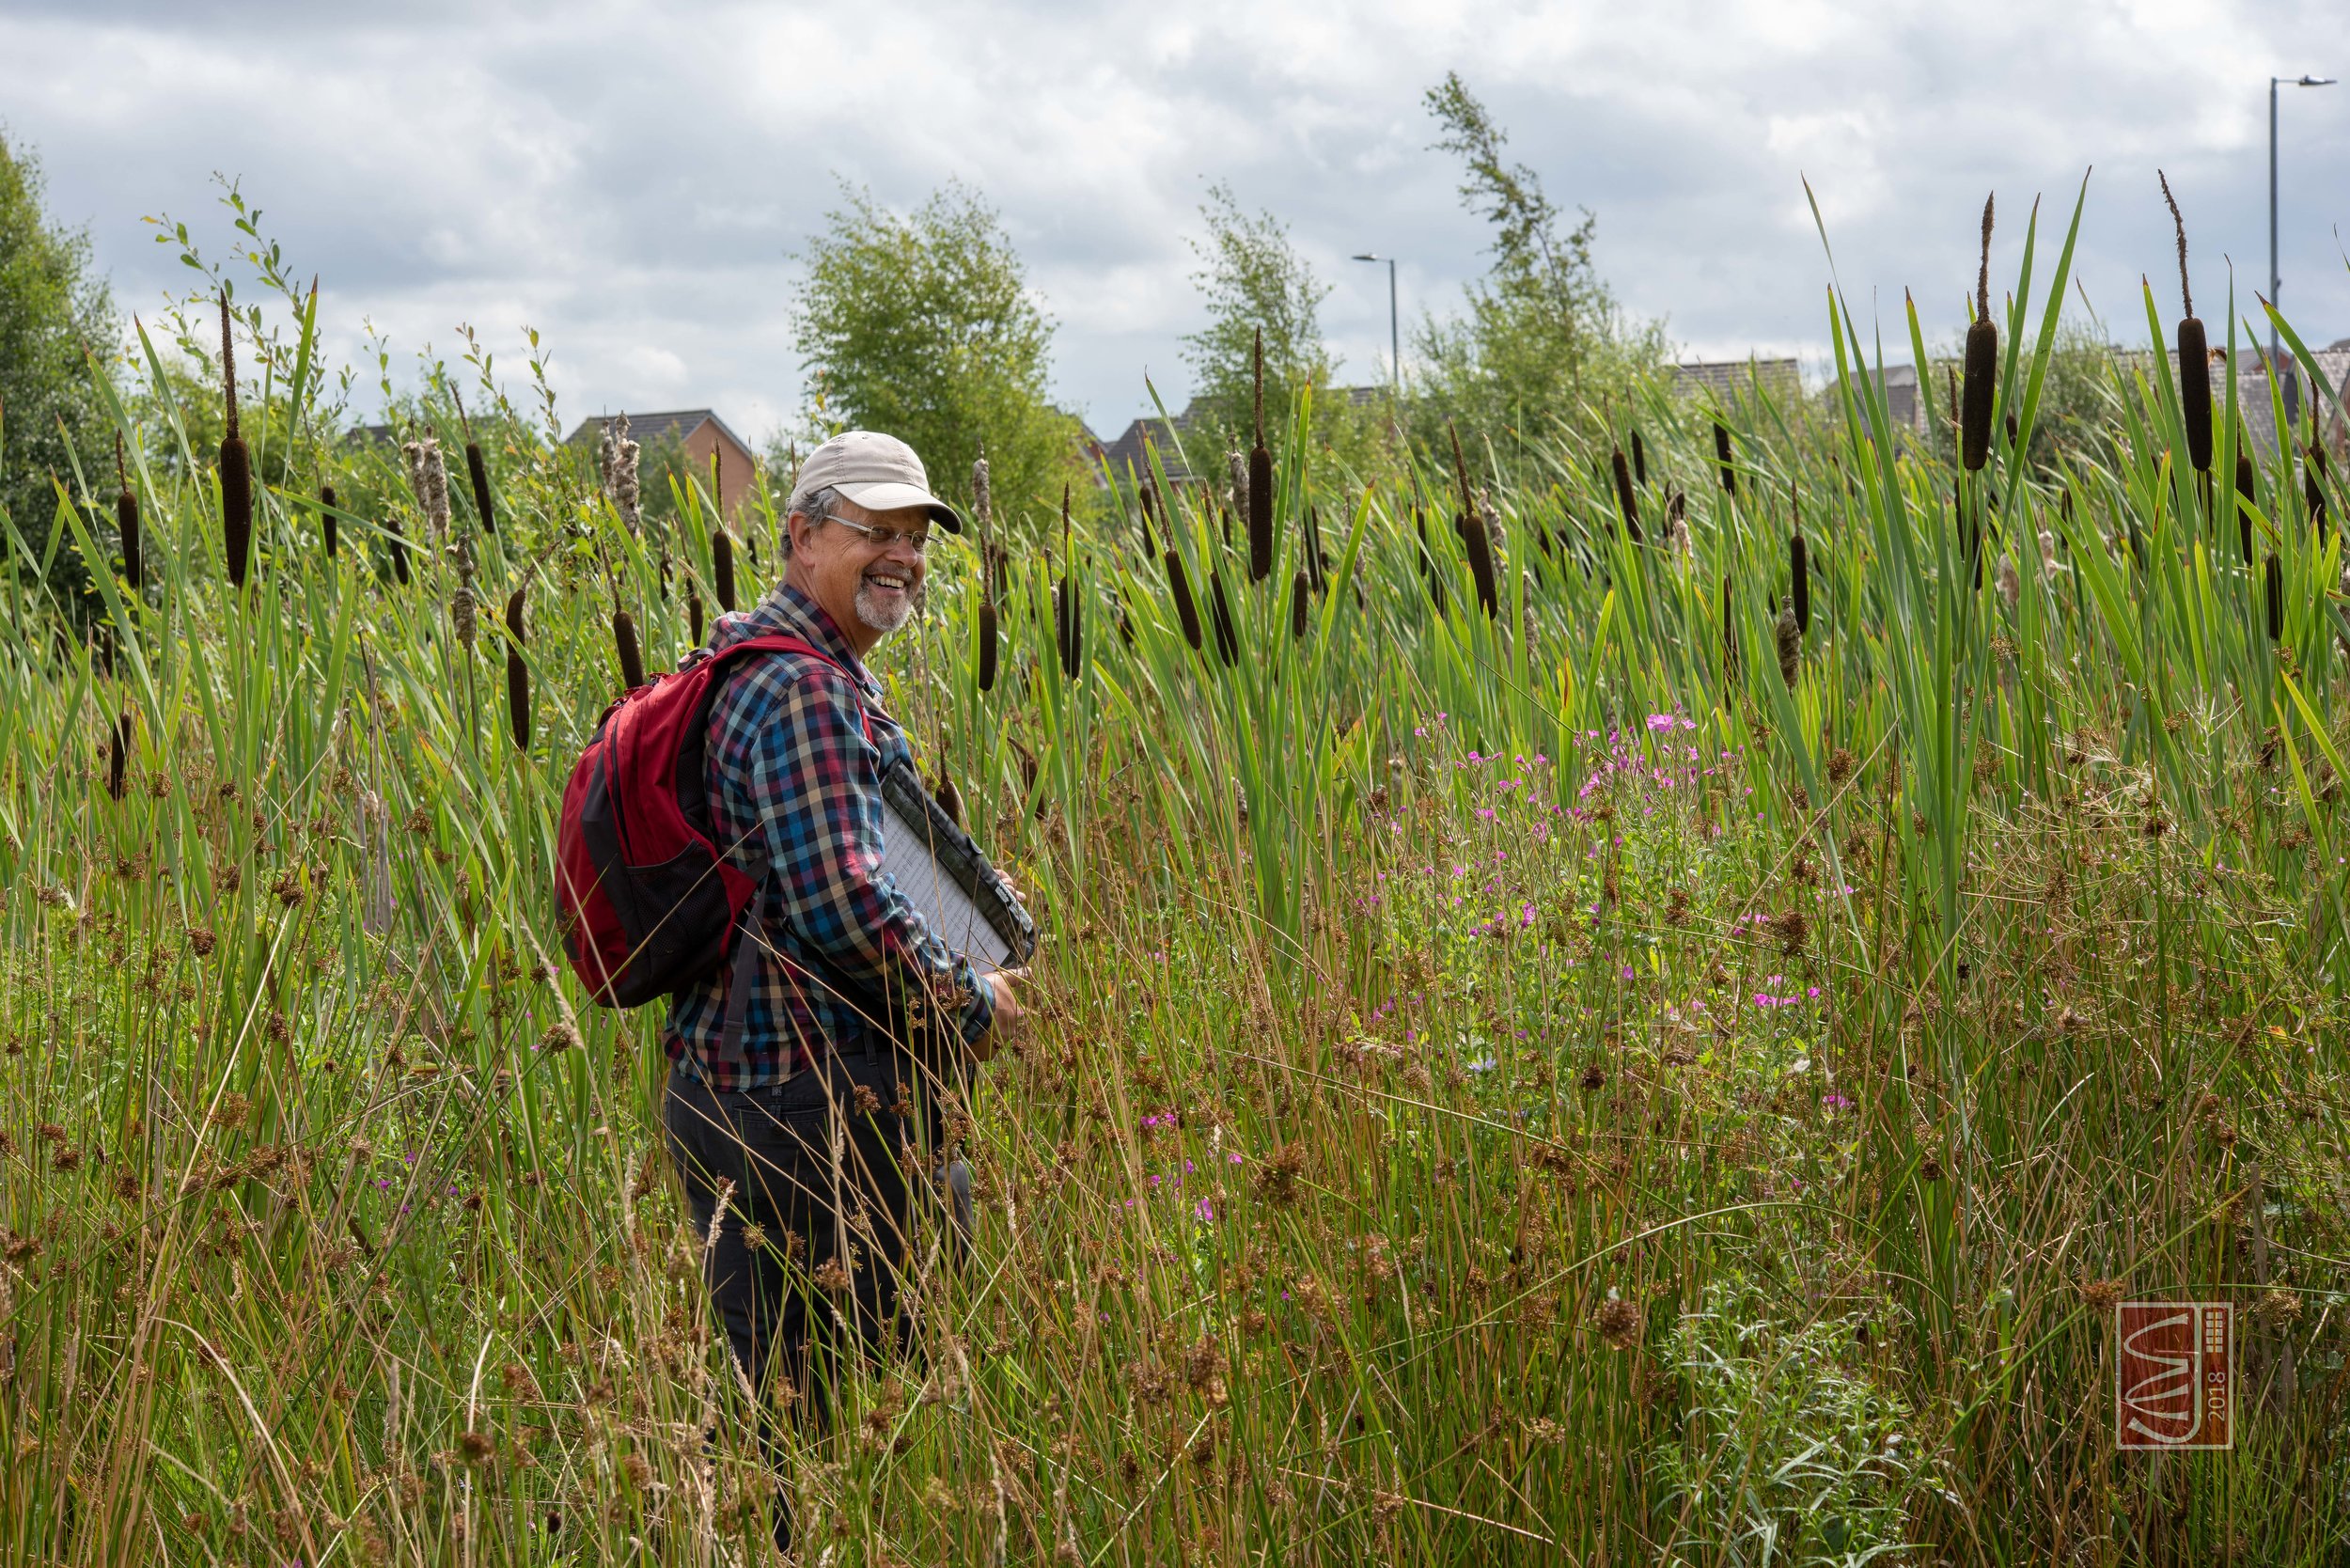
790;180;1085;530
1409;74;1661;471
0;132;119;600
1179;183;1393;480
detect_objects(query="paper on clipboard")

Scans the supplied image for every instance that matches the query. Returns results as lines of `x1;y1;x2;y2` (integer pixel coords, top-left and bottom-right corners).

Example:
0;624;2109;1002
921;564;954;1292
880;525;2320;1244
879;801;1017;975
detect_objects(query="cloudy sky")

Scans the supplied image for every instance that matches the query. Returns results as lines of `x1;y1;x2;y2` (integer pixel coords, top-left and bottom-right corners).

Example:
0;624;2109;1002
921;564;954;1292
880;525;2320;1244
5;0;2345;447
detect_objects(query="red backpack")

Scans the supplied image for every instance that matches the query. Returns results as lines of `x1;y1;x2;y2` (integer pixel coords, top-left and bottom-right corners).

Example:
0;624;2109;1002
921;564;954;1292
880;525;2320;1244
556;635;869;1008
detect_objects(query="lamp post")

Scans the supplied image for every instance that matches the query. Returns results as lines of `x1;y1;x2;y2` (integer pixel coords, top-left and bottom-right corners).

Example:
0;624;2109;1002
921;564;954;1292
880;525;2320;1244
2270;72;2335;425
1351;253;1400;399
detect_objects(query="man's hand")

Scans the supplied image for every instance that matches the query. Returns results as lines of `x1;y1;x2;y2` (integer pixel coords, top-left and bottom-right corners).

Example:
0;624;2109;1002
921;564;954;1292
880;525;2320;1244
970;966;1027;1063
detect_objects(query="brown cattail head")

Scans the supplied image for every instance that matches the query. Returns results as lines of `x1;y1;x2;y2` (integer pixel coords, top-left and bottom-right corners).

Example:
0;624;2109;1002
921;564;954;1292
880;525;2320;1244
1208;568;1239;666
504;588;529;749
1290;569;1310;639
1790;530;1810;636
219;296;252;588
2264;552;2283;642
1415;512;1448;616
116;437;143;591
1631;430;1648;488
976;598;999;691
106;711;132;801
2309;443;2330;537
2236;449;2257;563
935;771;963;828
1056;577;1084;681
1610;446;1642;540
1137;470;1159;556
385;514;411;585
319;483;337;559
1721;574;1737;680
1447;421;1476;518
1713;420;1736;495
2158;174;2213;472
713;528;736;612
688;584;704;649
1164;550;1203;652
1247;441;1274;582
465;441;496;535
1775;601;1800;689
613;607;646;689
1460;507;1498;619
1961;321;1998;472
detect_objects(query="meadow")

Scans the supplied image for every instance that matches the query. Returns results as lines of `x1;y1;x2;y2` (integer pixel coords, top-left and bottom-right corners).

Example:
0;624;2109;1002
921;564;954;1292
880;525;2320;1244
1;184;2346;1565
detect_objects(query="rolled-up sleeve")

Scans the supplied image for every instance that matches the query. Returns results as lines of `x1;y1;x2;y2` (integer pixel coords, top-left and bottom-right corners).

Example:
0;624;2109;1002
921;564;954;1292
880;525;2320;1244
747;668;995;1048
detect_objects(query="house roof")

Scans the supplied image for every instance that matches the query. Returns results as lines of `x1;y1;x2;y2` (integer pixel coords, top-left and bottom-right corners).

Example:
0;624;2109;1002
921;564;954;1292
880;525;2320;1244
564;409;756;458
2237;342;2350;455
1098;402;1210;484
1668;357;1803;403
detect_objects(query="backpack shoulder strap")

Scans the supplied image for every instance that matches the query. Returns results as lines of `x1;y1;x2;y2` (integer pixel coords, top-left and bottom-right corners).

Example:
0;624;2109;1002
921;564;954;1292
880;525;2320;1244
705;633;876;745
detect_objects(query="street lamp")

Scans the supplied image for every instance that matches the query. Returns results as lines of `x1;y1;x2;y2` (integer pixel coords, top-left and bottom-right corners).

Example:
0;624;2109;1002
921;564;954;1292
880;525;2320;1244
2270;71;2335;425
1352;254;1400;399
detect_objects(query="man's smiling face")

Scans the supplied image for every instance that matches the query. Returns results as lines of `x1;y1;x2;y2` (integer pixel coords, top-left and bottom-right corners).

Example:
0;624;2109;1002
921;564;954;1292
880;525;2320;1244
786;493;929;655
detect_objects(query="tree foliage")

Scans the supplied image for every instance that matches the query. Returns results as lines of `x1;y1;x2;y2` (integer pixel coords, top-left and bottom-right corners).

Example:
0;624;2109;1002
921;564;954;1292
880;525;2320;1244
1409;73;1661;470
0;132;118;598
790;180;1085;529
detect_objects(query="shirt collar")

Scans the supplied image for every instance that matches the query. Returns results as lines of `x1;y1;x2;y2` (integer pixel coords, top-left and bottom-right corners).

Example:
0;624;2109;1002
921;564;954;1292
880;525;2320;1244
713;580;875;693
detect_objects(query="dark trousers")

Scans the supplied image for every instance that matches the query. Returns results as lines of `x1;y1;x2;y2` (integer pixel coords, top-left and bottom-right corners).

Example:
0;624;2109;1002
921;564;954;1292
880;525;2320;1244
664;1050;926;1549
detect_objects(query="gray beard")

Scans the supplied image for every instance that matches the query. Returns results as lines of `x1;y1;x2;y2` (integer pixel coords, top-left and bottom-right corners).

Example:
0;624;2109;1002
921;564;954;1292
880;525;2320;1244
854;578;916;635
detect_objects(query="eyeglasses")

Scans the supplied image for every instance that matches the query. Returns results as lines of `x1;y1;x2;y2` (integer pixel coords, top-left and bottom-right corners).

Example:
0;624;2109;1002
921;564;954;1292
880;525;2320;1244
817;511;935;555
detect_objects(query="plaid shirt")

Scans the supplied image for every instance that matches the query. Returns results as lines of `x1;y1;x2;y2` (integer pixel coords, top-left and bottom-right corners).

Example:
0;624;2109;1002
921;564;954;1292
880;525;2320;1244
664;582;995;1090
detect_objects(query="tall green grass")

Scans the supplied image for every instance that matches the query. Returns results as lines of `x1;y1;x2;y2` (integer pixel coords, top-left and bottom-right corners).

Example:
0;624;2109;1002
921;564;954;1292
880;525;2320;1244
0;182;2344;1564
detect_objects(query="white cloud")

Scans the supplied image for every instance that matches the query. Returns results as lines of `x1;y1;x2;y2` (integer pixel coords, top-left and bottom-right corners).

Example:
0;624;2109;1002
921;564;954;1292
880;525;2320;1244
3;0;2344;448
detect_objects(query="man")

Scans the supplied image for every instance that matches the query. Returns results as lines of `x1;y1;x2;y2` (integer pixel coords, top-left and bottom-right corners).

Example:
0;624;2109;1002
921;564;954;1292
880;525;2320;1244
661;429;1026;1549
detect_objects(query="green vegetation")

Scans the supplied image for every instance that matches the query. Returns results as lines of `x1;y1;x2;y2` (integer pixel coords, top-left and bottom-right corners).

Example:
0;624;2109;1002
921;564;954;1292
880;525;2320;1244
0;131;119;607
2;162;2348;1568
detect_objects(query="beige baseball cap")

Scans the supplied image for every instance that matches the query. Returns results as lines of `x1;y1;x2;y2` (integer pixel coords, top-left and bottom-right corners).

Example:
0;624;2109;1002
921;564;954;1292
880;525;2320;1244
790;430;963;533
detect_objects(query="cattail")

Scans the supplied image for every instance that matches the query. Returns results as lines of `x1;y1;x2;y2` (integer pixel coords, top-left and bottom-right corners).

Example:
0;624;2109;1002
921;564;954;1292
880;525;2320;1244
1460;508;1498;619
1247;329;1276;581
1790;530;1810;636
115;437;142;592
465;440;496;535
2309;443;2329;537
106;711;132;801
1610;446;1641;540
1164;550;1203;652
319;483;337;559
935;771;963;828
1631;430;1648;487
1415;513;1448;616
976;599;999;691
1721;575;1737;680
1208;569;1239;666
1136;471;1159;557
385;514;411;585
2159;173;2212;473
1961;194;1998;472
1055;579;1083;681
713;528;736;611
451;583;478;652
405;433;453;540
1290;570;1310;639
2264;552;2283;643
1713;420;1736;495
504;588;530;749
2003;411;2018;450
2235;449;2257;563
1775;600;1800;689
1304;503;1325;592
219;297;252;588
602;412;643;530
688;584;703;648
612;606;646;689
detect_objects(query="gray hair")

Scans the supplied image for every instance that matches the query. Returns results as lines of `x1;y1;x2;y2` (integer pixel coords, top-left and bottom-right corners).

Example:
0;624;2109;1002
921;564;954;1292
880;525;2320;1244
780;483;840;560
